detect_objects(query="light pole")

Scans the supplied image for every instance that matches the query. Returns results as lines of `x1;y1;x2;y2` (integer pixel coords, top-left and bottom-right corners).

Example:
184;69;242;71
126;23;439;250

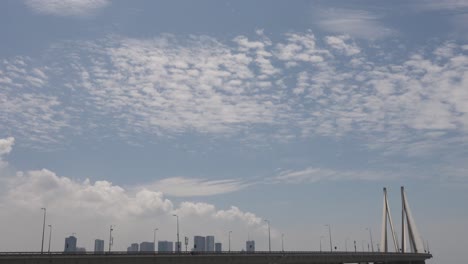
47;225;52;253
354;240;357;253
153;228;158;252
281;233;284;252
320;236;324;252
228;231;232;252
325;224;332;252
264;220;271;252
366;227;374;252
172;214;179;252
40;208;46;254
108;225;114;252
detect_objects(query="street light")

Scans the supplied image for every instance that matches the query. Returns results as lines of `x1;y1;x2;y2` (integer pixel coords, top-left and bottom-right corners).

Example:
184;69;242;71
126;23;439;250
40;208;46;254
320;236;324;252
325;224;333;252
264;220;271;252
228;231;232;252
153;228;158;252
47;225;52;253
172;214;179;252
281;233;284;252
366;227;374;252
108;225;114;252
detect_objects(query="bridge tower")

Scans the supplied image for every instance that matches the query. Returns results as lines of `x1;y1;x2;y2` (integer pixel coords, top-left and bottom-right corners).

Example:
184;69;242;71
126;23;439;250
380;187;398;252
400;186;424;253
381;187;425;254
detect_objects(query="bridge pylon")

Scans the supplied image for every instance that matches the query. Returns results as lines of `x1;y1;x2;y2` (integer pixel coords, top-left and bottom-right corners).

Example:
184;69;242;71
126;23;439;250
381;186;425;254
380;187;399;252
401;186;424;253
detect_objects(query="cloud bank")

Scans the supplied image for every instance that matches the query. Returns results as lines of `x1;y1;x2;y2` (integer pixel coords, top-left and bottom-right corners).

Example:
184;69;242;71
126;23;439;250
1;32;467;158
0;137;269;251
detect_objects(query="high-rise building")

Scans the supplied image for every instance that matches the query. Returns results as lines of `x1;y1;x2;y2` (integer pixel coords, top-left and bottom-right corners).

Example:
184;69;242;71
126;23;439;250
94;239;104;253
215;242;222;252
140;242;155;252
127;243;139;252
193;236;206;252
246;240;255;252
158;241;173;252
206;236;215;252
64;236;77;252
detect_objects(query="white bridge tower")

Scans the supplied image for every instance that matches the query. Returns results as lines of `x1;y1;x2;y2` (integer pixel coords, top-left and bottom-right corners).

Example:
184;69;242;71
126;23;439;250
380;186;425;253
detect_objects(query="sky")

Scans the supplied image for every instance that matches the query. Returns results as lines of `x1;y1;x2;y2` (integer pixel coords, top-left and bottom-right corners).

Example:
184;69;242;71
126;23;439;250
0;0;467;263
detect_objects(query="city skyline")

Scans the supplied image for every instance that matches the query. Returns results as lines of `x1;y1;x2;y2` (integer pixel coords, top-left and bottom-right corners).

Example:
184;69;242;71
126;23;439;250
1;1;467;263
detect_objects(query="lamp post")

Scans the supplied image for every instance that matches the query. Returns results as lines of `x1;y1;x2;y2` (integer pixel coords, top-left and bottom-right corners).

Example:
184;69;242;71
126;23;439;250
264;220;271;252
320;236;324;252
172;214;179;252
228;231;232;252
354;240;357;253
47;225;52;253
108;225;114;252
40;208;46;254
153;228;158;252
325;224;332;252
281;233;284;252
366;227;374;252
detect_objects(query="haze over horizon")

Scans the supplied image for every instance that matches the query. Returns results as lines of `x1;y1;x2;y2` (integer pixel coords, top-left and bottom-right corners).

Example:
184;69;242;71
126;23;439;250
1;1;467;263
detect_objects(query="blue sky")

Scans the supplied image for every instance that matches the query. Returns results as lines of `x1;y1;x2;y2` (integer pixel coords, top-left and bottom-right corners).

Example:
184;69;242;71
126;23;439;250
0;0;467;263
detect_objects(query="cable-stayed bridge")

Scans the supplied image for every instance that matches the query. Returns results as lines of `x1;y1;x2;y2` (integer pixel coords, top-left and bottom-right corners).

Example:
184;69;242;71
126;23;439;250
0;186;432;264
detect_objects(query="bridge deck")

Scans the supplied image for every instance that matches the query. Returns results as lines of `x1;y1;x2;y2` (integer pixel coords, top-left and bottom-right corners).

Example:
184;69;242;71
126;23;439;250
0;251;432;264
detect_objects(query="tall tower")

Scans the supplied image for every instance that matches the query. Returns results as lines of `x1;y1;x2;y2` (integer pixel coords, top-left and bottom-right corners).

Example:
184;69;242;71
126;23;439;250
401;186;424;253
380;188;398;252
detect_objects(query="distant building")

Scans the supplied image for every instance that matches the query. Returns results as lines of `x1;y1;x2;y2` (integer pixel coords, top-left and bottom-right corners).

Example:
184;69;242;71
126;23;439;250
94;239;104;253
64;236;77;252
215;242;222;252
76;247;86;252
140;242;155;252
193;236;206;252
175;241;182;252
206;236;215;252
158;241;173;252
127;243;139;252
246;240;255;252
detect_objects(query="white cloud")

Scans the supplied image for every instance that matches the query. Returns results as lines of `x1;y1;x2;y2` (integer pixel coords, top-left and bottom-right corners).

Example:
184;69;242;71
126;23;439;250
315;8;395;39
0;137;14;169
147;177;249;197
0;137;14;156
0;58;70;146
0;149;269;251
24;0;109;17
325;35;361;56
274;167;391;184
2;33;468;158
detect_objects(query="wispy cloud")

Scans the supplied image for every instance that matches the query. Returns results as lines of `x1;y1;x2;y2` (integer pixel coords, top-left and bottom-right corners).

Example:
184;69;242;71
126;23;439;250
0;58;70;146
314;8;396;39
274;167;392;184
146;177;249;197
24;0;109;17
